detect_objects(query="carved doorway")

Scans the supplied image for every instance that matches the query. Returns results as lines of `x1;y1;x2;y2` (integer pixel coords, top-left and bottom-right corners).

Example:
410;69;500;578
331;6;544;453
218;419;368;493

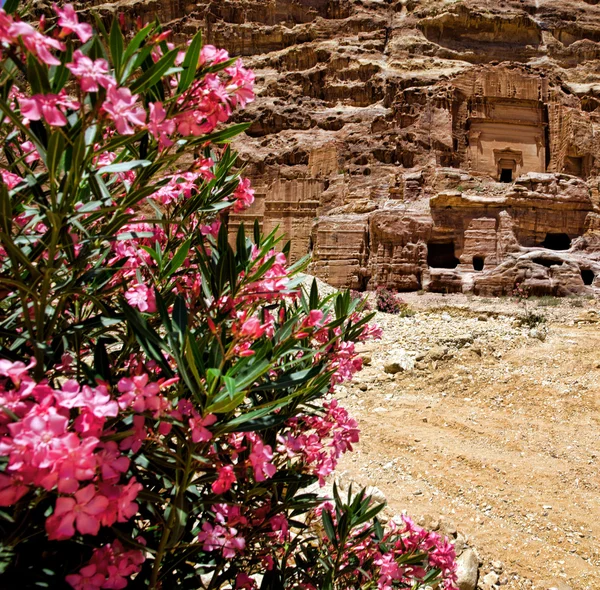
494;149;523;183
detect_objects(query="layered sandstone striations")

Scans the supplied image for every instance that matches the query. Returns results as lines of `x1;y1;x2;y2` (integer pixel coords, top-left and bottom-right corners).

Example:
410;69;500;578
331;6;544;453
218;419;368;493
78;0;600;295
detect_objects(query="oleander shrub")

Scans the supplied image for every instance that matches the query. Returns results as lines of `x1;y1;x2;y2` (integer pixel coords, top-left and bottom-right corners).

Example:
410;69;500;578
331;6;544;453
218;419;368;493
0;3;457;589
375;288;414;316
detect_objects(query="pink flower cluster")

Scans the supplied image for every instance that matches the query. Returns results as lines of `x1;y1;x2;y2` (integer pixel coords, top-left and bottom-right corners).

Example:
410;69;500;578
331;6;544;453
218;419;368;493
174;46;255;136
0;360;142;547
2;5;254;151
315;506;458;590
66;540;145;590
148;161;215;205
19;91;80;127
240;247;290;301
233;177;255;212
372;516;458;590
278;399;359;485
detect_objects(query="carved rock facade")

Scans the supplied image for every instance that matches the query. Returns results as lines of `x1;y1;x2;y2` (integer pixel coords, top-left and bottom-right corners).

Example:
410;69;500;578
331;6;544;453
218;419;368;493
83;0;600;295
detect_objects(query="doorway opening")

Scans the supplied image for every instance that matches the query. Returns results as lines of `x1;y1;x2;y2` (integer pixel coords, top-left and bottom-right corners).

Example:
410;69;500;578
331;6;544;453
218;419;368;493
581;269;594;286
473;256;484;271
499;168;513;183
427;242;459;269
541;233;571;251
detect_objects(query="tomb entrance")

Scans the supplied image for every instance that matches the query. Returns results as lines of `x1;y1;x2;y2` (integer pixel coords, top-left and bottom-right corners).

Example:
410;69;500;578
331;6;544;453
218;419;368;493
427;242;460;269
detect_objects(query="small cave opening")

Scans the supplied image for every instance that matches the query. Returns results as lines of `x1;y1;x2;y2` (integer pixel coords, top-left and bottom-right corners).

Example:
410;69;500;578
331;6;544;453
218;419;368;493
472;256;484;271
499;168;513;183
427;242;459;269
541;233;571;251
581;269;595;286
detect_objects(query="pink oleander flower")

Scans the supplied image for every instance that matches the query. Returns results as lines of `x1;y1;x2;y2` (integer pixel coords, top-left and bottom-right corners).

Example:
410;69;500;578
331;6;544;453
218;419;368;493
45;484;109;540
199;44;229;66
148;102;175;149
189;412;217;443
233;177;255;212
239;317;264;340
117;373;166;414
248;437;276;482
0;169;24;190
95;441;130;483
212;465;236;494
235;573;257;590
5;403;69;470
125;283;157;313
54;3;93;43
102;86;146;135
65;564;105;590
0;10;15;46
200;220;221;238
20;140;39;164
197;521;246;558
47;433;99;494
0;473;29;507
174;74;231;135
67;50;113;92
67;540;146;590
304;309;323;328
194;157;215;181
55;380;119;418
0;357;35;385
9;21;66;66
270;513;289;541
119;415;146;453
19;91;80;127
111;477;142;523
225;59;255;108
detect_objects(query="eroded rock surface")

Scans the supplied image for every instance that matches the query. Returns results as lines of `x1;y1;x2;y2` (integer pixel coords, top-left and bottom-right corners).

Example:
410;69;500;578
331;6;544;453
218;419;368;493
80;0;600;295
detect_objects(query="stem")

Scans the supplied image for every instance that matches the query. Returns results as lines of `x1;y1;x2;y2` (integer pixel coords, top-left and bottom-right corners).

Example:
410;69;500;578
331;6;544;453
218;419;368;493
149;439;193;589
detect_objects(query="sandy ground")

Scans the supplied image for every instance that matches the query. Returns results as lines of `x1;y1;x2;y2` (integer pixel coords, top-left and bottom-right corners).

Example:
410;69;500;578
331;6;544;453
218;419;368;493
335;293;600;590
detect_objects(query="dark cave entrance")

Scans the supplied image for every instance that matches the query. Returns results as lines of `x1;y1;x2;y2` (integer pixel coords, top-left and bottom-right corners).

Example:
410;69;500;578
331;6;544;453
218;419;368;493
581;269;595;286
541;233;571;251
499;168;513;183
427;242;459;269
472;256;484;271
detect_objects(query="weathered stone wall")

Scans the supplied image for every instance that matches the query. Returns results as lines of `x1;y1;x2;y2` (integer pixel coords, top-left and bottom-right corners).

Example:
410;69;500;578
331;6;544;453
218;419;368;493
79;0;600;295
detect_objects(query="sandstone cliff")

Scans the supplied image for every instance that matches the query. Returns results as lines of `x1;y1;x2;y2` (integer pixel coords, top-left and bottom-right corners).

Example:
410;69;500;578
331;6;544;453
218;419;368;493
76;0;600;295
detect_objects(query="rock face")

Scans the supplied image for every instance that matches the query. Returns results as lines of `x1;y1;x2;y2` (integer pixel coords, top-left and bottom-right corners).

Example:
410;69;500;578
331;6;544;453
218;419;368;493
83;0;600;295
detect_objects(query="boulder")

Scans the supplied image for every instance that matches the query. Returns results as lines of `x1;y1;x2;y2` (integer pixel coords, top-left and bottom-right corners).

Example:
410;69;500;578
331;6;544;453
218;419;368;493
383;349;415;374
455;548;479;590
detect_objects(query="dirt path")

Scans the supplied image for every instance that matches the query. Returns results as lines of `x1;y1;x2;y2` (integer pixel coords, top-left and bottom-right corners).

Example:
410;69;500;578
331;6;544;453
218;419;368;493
337;296;600;589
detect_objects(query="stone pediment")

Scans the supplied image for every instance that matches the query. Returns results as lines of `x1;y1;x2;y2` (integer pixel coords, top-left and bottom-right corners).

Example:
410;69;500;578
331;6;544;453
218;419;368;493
493;148;524;167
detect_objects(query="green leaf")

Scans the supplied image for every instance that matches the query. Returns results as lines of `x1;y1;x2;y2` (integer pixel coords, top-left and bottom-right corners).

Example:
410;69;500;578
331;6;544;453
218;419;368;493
99;159;152;174
3;0;19;14
51;41;74;93
110;16;125;75
309;278;319;309
172;295;187;337
119;299;173;377
26;53;51;95
197;122;251;145
177;29;202;93
163;238;191;278
121;23;156;80
46;131;65;185
322;509;337;547
129;47;179;94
